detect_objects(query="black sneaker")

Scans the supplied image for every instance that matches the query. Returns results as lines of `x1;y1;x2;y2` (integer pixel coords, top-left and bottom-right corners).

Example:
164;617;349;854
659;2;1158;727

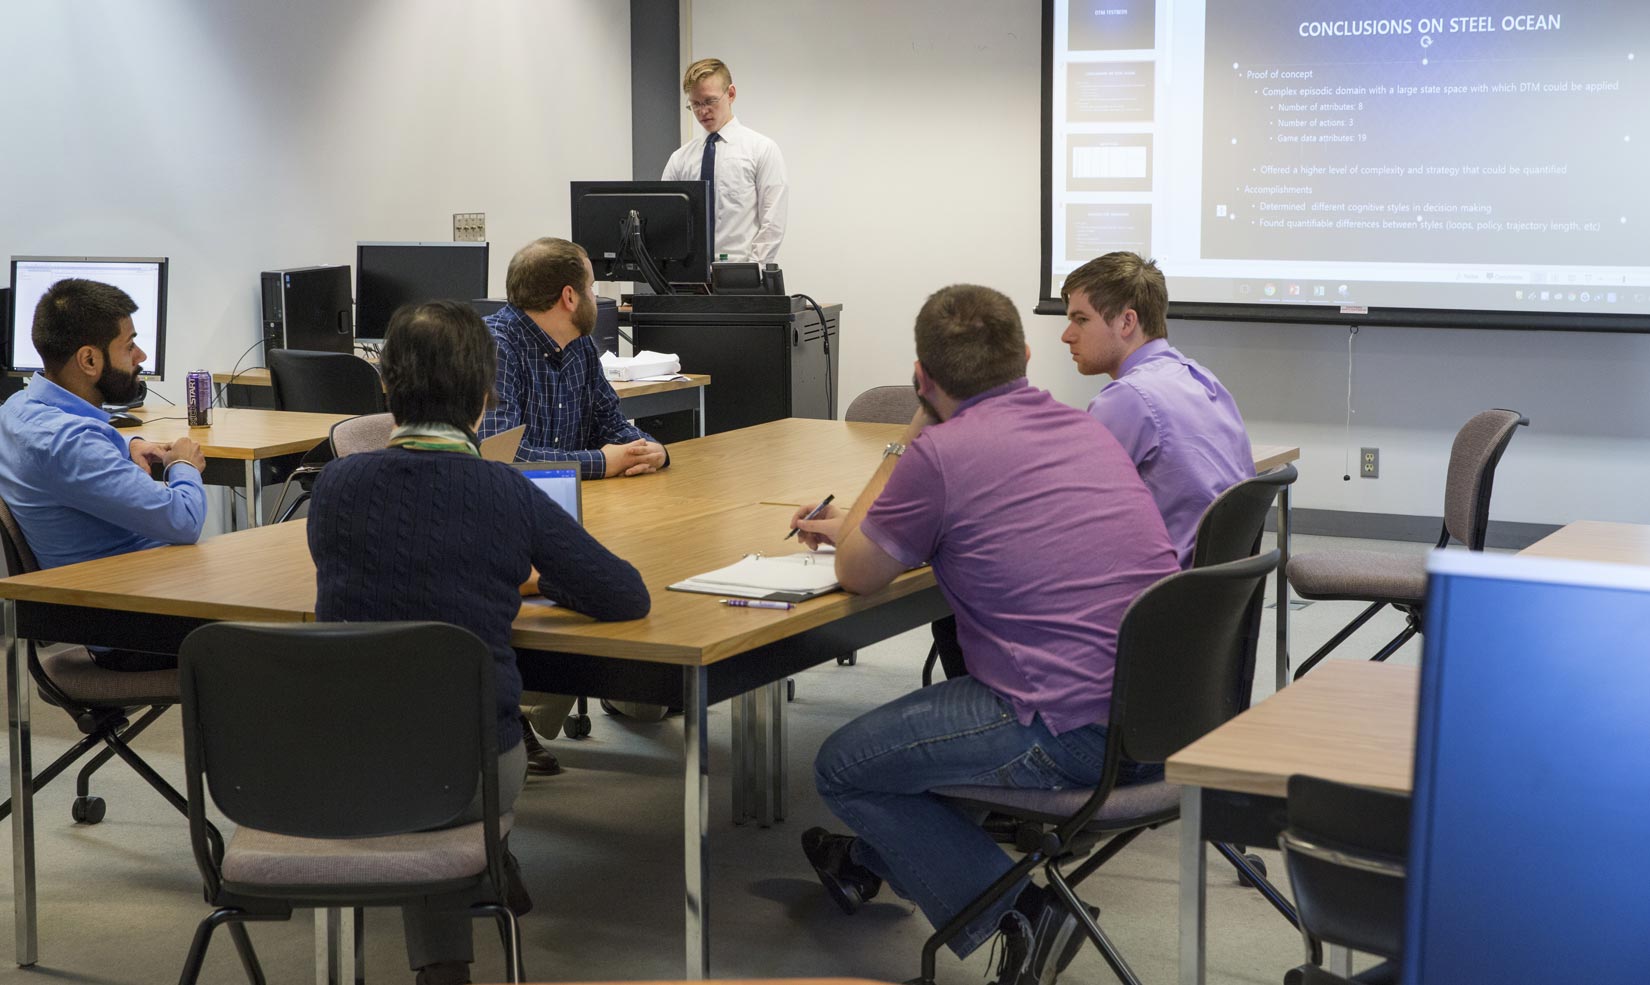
801;827;883;914
993;888;1095;985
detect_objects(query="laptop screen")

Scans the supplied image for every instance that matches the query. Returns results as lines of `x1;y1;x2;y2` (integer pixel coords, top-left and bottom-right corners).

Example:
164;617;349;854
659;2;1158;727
1405;550;1650;982
514;463;581;524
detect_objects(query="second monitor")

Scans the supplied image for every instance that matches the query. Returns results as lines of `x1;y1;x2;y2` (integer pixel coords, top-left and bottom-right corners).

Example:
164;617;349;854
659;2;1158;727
355;241;490;341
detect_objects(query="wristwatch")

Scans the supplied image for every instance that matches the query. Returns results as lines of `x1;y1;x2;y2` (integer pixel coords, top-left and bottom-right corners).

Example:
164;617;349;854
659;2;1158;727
882;442;907;462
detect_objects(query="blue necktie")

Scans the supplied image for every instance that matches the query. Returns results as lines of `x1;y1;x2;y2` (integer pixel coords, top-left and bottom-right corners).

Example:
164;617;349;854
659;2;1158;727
700;132;720;259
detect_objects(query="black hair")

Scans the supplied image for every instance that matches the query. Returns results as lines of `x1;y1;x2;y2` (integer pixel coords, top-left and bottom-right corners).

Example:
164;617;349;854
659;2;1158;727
32;278;138;373
380;300;497;433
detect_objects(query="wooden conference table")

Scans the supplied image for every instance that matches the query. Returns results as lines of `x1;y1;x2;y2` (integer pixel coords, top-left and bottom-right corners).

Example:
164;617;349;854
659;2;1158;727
128;405;352;526
1164;519;1650;985
213;370;715;439
2;421;1297;976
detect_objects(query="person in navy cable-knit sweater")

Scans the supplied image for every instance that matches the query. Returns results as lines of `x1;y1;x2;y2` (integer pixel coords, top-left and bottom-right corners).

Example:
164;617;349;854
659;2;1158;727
307;300;649;985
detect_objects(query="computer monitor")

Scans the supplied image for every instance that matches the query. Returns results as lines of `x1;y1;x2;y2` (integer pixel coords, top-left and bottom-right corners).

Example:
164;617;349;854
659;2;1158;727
355;242;490;341
570;180;712;294
1405;550;1650;982
7;257;168;378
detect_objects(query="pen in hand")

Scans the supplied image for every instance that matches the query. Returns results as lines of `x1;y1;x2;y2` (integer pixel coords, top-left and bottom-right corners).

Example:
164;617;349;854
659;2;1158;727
784;493;835;541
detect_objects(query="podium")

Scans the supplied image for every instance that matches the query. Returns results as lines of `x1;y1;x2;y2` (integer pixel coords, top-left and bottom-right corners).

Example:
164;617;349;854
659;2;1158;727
630;295;841;436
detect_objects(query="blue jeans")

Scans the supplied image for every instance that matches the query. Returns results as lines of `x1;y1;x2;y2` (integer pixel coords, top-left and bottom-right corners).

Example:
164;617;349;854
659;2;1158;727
813;676;1159;957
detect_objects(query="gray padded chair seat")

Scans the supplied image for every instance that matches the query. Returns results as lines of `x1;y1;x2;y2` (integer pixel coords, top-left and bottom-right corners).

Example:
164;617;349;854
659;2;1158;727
931;780;1180;829
38;646;179;707
222;813;514;887
844;385;920;425
1286;551;1427;605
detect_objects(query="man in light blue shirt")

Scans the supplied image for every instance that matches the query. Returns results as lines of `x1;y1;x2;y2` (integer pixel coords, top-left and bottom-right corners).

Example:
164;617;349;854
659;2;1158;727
0;278;207;669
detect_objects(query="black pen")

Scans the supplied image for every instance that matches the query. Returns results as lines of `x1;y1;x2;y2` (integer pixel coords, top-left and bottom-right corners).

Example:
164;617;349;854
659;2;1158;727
784;493;835;540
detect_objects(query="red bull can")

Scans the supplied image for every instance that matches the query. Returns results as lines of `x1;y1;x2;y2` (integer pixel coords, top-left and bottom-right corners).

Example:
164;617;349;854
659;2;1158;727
186;370;212;427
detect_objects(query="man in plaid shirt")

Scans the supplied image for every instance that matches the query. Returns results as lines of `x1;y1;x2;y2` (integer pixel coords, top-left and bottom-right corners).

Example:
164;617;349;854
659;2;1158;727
479;237;668;480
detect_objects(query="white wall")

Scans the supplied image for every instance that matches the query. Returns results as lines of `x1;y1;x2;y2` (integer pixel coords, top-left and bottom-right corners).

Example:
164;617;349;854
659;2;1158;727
690;0;1650;527
2;0;631;400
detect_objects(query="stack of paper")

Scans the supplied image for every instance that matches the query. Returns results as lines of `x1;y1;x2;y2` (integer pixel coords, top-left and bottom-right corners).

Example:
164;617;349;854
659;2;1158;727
670;552;840;601
601;349;682;381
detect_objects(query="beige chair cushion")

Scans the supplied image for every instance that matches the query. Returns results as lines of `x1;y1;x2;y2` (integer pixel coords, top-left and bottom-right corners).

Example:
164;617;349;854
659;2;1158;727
1286;551;1427;605
38;645;179;707
222;814;513;887
931;780;1181;829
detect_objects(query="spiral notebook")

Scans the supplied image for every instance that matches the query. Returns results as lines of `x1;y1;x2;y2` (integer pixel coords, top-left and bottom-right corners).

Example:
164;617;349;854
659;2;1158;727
669;552;841;603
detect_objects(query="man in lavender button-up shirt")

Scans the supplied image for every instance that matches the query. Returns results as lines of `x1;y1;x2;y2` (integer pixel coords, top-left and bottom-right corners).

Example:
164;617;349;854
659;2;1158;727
1061;252;1253;567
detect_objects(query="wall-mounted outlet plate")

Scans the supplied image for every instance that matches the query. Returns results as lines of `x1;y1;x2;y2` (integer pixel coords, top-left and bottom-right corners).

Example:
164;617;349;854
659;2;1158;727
453;213;486;242
1361;447;1379;479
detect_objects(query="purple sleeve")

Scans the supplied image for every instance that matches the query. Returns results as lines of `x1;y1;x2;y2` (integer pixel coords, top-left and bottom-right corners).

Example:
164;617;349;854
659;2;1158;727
1086;382;1160;468
857;439;946;568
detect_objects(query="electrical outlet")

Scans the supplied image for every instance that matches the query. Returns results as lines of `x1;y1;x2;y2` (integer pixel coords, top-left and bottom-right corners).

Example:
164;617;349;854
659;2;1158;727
452;213;486;242
1360;447;1379;479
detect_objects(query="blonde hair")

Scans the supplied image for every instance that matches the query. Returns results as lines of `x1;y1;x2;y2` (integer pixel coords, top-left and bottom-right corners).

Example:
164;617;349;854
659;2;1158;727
682;57;732;93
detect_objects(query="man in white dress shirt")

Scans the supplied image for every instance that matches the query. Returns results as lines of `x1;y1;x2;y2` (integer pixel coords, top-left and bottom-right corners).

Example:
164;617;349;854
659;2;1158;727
661;58;788;264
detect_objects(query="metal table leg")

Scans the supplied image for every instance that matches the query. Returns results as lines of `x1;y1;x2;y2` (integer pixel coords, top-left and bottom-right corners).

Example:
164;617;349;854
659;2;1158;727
1179;786;1206;985
683;667;709;979
315;907;362;985
1327;945;1354;978
6;600;37;967
731;682;787;827
1275;483;1293;692
695;385;707;438
244;460;263;527
731;689;757;825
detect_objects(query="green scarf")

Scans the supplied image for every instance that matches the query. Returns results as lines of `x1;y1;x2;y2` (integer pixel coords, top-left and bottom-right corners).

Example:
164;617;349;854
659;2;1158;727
386;422;481;458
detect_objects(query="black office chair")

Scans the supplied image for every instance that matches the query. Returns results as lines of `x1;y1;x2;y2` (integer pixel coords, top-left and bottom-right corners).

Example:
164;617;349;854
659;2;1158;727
1286;409;1527;679
0;498;220;846
922;551;1279;985
266;350;385;415
175;621;522;984
265;352;385;522
1278;775;1409;985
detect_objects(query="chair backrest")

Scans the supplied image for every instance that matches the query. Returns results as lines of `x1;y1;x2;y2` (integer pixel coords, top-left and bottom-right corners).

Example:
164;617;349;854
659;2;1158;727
843;385;920;424
1106;550;1279;768
1192;464;1298;568
1280;774;1408;960
267;349;386;415
178;621;495;840
329;412;395;458
0;497;39;577
1441;409;1527;549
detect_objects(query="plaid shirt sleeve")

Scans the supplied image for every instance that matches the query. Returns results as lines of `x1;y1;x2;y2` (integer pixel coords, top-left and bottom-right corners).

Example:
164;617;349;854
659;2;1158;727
479;330;526;441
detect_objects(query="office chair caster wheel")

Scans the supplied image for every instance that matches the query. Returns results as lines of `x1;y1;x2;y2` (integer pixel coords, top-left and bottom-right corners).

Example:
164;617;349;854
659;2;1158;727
1237;852;1267;886
72;796;106;824
836;653;857;666
786;679;796;702
564;713;592;739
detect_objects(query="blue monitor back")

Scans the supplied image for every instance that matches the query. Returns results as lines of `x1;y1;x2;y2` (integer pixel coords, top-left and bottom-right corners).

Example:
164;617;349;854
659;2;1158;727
1405;551;1650;982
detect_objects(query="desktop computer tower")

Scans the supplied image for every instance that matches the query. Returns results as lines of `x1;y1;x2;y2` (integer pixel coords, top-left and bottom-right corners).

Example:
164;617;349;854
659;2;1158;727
261;265;353;353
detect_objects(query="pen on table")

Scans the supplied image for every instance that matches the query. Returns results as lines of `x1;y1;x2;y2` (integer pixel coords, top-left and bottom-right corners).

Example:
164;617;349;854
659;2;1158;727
720;598;793;610
783;493;835;540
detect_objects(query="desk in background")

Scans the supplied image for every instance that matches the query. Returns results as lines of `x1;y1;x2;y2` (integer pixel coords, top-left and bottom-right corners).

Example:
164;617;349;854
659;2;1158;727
1165;520;1650;985
129;406;349;526
213;369;713;438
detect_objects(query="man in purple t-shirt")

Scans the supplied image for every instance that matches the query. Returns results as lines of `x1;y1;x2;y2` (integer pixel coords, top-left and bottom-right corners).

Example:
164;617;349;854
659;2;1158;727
791;285;1178;984
1061;252;1253;568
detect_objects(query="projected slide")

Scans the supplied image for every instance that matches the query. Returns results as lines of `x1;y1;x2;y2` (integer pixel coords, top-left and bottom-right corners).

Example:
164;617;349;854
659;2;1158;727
1047;1;1650;320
